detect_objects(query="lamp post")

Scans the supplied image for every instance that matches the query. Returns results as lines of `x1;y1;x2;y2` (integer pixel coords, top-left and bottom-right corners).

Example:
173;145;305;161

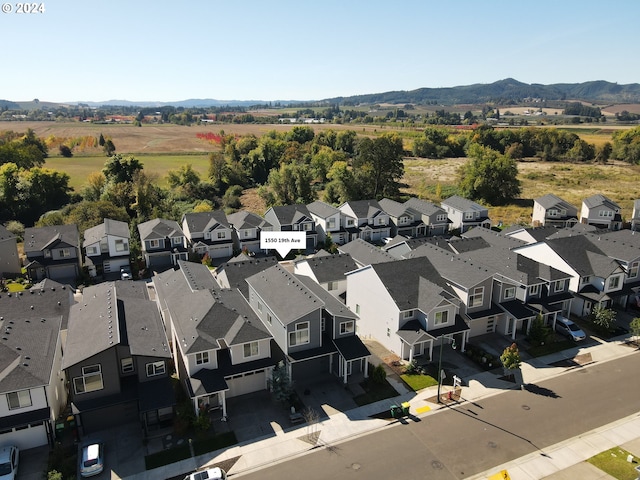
436;335;457;404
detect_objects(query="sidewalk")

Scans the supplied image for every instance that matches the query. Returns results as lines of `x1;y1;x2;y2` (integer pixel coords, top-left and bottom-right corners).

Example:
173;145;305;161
120;337;639;480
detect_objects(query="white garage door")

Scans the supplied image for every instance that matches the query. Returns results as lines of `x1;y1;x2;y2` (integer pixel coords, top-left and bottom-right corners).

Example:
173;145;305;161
208;245;232;259
1;423;48;450
226;370;266;398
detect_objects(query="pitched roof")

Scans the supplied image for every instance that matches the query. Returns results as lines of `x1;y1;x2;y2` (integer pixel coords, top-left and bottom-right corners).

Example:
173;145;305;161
462;227;527;249
545;235;622;277
0;225;15;242
296;276;357;320
582;231;640;263
182;210;230;232
307;200;340;218
338;238;396;266
214;256;279;297
83;218;129;247
294;253;358;283
404;197;446;216
137;218;183;241
0;284;70;393
441;195;487;212
23;224;79;253
226;210;272;230
534;194;577;213
583;194;620;210
265;204;312;225
246;264;323;325
378;198;408;218
340;199;384;219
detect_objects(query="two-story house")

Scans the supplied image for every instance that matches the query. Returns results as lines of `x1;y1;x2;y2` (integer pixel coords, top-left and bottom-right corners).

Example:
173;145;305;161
337;238;397;269
24;224;81;286
307;201;346;245
345;257;468;363
83;218;131;279
440;195;491;233
293;251;358;299
338;200;391;244
0;224;21;278
226;210;273;255
213;256;279;299
245;264;367;384
378;198;425;238
263;204;317;251
0;280;72;449
579;194;623;230
404;197;450;236
153;261;277;418
532;194;579;228
631;200;640;232
137;218;188;270
182;211;234;259
62;281;174;436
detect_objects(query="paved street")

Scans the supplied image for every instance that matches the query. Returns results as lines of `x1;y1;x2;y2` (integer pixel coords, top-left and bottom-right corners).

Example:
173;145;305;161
237;351;640;479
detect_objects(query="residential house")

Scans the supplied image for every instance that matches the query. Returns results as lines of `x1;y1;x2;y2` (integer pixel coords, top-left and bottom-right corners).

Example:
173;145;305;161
153;261;277;418
514;235;626;317
440;195;491;233
245;264;368;384
631;200;640;232
337;238;396;269
62;281;174;436
263;204;317;251
382;236;436;260
0;280;72;449
24;224;81;285
403;197;450;236
83;218;131;279
182;211;234;260
137;218;188;270
307;201;345;245
579;194;623;230
532;194;579;228
345;257;468;363
378;198;424;238
0;225;20;278
293;251;358;299
213;256;279;298
502;225;561;244
226;211;273;255
338;200;391;244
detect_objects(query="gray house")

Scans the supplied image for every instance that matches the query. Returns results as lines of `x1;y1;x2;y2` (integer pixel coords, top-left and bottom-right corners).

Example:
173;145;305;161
403;197;450;236
137;218;188;270
532;194;578;228
62;281;174;436
0;224;21;278
632;200;640;232
263;204;317;251
83;218;131;279
226;210;273;255
307;200;346;245
182;210;234;259
441;195;491;233
579;194;622;230
0;279;72;450
24;224;81;286
338;199;391;243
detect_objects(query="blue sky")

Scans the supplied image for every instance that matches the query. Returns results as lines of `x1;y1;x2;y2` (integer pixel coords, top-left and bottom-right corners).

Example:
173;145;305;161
2;0;639;103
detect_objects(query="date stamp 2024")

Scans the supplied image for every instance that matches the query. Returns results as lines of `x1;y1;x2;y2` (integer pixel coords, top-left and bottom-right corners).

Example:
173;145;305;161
2;3;45;14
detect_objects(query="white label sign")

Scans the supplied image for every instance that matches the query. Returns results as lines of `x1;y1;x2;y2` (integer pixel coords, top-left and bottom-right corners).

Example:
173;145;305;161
260;231;306;258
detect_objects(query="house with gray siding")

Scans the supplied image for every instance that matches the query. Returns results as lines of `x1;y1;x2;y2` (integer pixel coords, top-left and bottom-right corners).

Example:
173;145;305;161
226;211;273;254
403;197;450;236
579;194;622;231
441;195;491;233
137;218;188;270
24;224;81;286
293;251;358;299
83;218;131;279
338;199;391;243
263;204;317;251
307;201;345;245
182;210;234;259
0;224;20;278
532;194;578;228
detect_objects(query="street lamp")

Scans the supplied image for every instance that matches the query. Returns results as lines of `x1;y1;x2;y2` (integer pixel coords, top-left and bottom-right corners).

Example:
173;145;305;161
436;335;456;403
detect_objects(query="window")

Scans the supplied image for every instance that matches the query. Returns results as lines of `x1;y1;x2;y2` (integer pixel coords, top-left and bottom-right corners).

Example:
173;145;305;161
599;210;613;217
554;279;567;292
59;248;70;257
504;287;515;300
73;365;104;394
289;322;310;347
403;310;414;319
327;281;337;291
340;321;354;335
302;223;312;231
217;231;226;239
86;246;98;255
328;218;336;228
243;341;259;358
120;357;134;373
529;284;540;296
244;230;250;237
146;361;165;377
377;217;385;225
548;208;559;217
581;275;591;285
464;212;474;220
321;317;325;332
267;314;272;325
469;287;484;307
115;239;127;252
355;304;360;314
149;239;160;249
172;237;183;245
257;302;262;312
346;218;354;226
44;250;51;258
629;262;639;279
7;390;32;410
196;352;209;365
399;216;409;225
437;214;447;222
608;276;620;290
434;311;448;325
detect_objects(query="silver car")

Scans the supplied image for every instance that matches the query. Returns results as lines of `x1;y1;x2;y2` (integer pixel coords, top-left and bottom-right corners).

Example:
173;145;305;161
80;442;104;477
555;316;586;341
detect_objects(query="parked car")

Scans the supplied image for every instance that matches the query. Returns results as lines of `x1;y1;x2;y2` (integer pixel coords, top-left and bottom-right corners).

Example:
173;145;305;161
555;316;586;341
0;445;19;480
80;442;104;477
185;467;227;480
120;265;132;280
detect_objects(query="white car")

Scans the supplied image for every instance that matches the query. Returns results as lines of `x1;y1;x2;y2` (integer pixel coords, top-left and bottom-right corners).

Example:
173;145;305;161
80;442;104;477
0;446;18;480
185;467;227;480
555;316;586;342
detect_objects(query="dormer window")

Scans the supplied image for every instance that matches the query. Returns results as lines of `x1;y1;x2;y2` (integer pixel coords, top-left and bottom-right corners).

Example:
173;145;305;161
217;231;226;239
59;248;70;258
149;239;160;249
44;250;51;258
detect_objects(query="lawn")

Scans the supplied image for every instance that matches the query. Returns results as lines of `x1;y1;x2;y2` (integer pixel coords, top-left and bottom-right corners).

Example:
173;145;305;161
527;340;577;357
144;431;237;470
587;447;640;480
353;378;399;406
400;373;438;391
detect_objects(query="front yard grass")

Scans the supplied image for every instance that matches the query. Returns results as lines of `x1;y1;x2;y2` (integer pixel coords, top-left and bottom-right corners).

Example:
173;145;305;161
353;378;399;406
587;447;640;480
527;340;577;357
400;373;438;391
145;431;238;470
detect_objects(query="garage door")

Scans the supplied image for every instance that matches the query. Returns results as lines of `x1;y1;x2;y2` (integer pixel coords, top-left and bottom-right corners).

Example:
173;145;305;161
208;245;232;258
148;254;172;268
226;370;266;398
292;356;329;382
0;423;48;450
48;264;77;281
79;401;138;434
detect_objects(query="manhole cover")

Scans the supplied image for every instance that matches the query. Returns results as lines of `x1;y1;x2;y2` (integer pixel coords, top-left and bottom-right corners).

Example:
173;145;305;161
351;463;361;471
522;404;531;410
432;460;444;470
488;441;497;449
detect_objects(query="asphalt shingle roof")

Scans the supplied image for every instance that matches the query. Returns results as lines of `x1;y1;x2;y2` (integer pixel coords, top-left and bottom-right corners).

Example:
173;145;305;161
294;253;357;284
307;200;340;218
137;218;183;241
23;224;79;253
338;238;396;266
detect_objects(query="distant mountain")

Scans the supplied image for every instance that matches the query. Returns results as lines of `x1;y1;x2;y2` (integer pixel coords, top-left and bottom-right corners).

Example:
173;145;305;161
325;78;640;105
74;98;291;108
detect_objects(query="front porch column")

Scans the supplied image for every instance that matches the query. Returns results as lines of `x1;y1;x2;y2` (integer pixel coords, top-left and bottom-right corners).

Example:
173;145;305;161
408;345;414;363
221;391;227;419
328;353;333;374
364;358;369;378
428;340;434;361
461;331;467;353
193;397;199;416
511;319;517;340
342;359;347;384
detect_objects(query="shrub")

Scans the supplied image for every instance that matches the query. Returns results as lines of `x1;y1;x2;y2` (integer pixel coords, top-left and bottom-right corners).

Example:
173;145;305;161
500;343;522;371
590;305;617;332
372;364;386;384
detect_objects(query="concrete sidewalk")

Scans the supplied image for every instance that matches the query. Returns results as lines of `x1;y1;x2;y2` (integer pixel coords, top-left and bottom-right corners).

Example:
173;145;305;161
119;337;640;480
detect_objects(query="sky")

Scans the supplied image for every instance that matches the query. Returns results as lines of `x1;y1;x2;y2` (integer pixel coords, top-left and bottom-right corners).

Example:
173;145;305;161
1;0;639;103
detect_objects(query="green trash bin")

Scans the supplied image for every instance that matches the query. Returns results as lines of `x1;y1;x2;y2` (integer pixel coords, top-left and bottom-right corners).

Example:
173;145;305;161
390;405;401;418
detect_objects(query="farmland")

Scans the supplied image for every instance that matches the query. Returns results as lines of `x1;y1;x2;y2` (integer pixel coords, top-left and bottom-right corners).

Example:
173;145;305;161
3;120;639;227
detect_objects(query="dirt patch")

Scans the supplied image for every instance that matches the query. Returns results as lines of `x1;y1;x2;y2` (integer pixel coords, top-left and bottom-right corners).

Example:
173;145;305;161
550;352;593;368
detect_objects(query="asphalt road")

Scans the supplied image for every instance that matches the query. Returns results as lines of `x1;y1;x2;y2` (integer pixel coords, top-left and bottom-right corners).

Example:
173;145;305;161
237;351;640;479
